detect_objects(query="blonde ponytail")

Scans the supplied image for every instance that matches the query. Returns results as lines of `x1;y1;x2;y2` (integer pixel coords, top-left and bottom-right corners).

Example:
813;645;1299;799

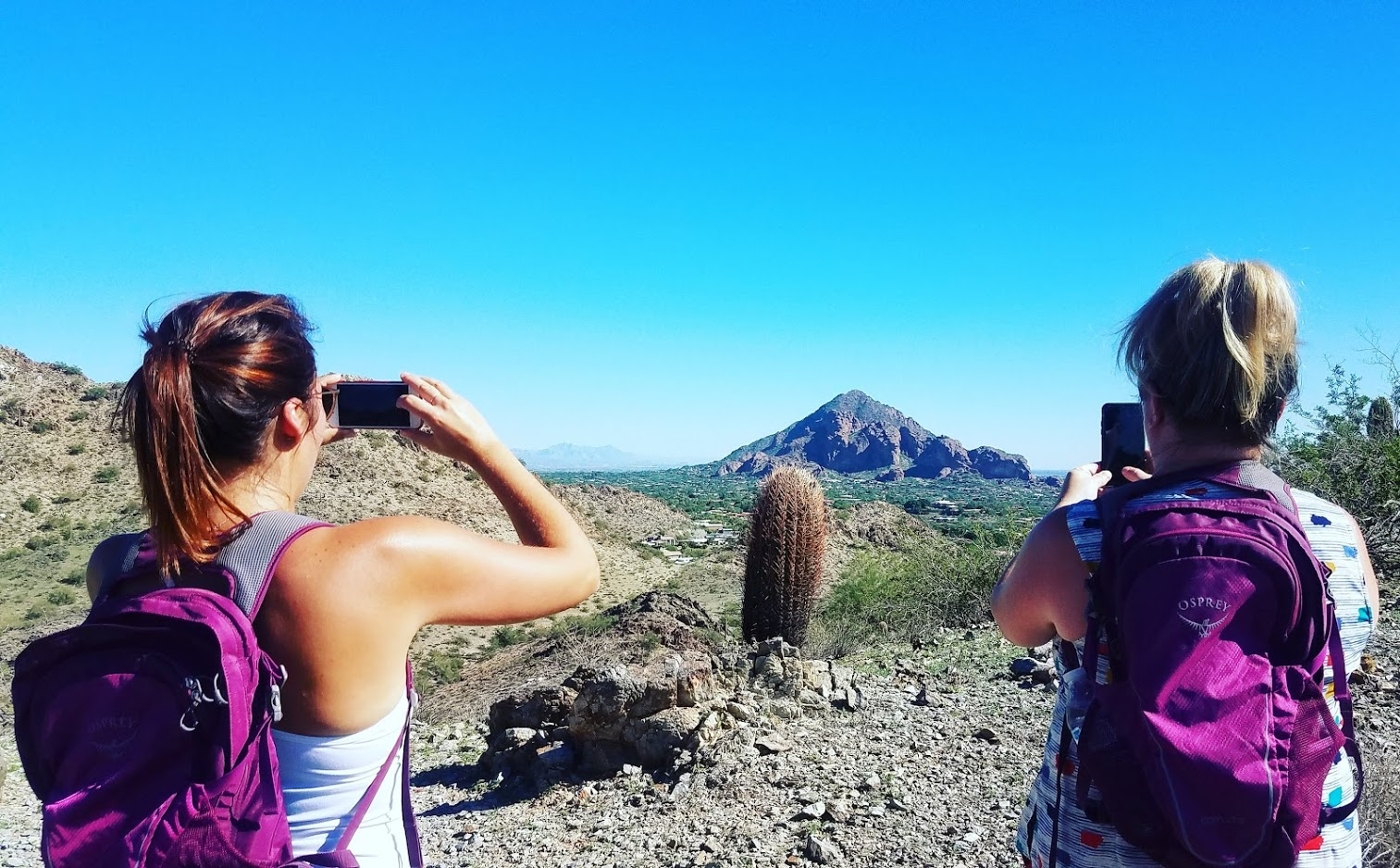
1120;257;1298;446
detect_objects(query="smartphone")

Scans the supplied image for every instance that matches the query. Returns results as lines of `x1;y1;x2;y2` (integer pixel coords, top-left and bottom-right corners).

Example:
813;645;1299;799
327;381;423;430
1101;402;1147;487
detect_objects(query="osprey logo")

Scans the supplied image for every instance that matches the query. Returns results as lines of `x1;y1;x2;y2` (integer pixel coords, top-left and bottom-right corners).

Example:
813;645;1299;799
88;714;139;757
1178;597;1231;639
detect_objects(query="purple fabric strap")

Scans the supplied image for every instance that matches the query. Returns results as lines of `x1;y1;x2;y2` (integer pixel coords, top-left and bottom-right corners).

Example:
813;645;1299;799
321;661;422;866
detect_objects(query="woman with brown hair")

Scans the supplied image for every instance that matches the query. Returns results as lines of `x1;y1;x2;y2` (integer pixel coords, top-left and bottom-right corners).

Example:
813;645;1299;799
992;258;1379;867
87;291;600;864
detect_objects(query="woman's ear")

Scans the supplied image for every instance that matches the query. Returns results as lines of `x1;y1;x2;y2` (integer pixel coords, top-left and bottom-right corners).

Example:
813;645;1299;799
276;398;313;443
1142;391;1168;431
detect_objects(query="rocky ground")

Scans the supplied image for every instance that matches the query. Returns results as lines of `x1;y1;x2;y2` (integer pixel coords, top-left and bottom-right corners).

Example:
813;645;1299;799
3;588;1396;868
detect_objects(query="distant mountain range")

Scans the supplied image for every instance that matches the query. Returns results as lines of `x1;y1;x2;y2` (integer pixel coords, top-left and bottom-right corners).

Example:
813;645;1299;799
513;443;680;472
708;390;1032;481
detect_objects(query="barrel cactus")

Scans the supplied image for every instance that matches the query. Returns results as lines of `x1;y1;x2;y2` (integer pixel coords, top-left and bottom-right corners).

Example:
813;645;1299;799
742;466;828;647
1368;396;1395;441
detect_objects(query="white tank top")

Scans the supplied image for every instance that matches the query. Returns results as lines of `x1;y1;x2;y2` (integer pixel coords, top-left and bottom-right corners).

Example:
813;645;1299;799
273;694;413;866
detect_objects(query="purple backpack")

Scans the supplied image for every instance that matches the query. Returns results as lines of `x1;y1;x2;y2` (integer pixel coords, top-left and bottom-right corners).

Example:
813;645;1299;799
11;512;419;868
1071;462;1362;867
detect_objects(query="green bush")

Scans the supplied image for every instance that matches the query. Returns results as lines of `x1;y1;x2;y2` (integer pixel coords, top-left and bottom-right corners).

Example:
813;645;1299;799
67;410;89;422
24;534;62;550
24;606;45;621
50;362;83;376
80;385;109;402
489;625;529;649
543;612;617;639
52;491;81;503
60;570;86;586
809;521;1024;656
94;465;120;483
47;589;75;606
1276;362;1400;581
417;649;464;687
30;421;56;434
67;443;86;455
20;495;41;513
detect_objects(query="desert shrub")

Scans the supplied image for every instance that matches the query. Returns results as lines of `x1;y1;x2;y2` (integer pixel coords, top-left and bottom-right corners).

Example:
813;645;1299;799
80;385;109;401
810;521;1023;656
29;421;55;434
24;534;62;550
20;495;41;513
47;589;75;606
489;625;529;649
543;612;617;639
93;465;119;483
1276;362;1400;580
24;606;45;621
66;442;86;455
67;410;89;422
50;362;82;375
39;514;72;531
59;570;85;586
52;491;80;503
417;649;464;687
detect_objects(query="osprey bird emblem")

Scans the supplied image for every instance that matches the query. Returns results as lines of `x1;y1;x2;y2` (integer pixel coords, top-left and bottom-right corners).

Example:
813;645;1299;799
1179;613;1223;639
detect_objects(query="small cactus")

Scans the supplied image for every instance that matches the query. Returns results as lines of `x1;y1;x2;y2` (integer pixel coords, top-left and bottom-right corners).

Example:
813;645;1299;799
742;467;827;647
1369;396;1396;440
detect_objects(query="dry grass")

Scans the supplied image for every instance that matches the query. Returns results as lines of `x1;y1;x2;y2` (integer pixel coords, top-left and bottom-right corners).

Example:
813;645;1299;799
1362;730;1400;868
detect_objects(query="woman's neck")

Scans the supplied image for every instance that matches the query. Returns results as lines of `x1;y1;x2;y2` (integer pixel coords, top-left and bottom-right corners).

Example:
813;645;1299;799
1148;439;1262;476
210;462;301;529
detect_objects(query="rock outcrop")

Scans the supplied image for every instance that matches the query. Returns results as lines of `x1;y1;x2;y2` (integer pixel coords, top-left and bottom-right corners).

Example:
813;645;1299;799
967;446;1032;480
478;593;861;783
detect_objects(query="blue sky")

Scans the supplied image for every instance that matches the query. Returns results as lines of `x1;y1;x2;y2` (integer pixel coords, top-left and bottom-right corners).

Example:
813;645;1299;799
2;4;1397;470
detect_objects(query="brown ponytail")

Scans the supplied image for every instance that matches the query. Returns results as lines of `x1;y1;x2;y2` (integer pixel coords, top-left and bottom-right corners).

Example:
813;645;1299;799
119;292;316;574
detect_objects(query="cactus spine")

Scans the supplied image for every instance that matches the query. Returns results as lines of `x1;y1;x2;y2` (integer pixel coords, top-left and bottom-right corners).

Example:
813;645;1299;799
1368;396;1396;440
742;467;827;647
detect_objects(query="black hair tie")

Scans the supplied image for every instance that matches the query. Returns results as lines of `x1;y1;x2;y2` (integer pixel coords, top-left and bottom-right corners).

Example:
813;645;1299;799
166;337;198;361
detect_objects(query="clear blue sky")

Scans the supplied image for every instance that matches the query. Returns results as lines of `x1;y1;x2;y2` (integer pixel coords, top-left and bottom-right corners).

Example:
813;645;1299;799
3;3;1397;470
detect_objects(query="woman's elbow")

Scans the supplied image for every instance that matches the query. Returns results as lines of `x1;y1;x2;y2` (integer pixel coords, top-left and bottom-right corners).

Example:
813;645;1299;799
566;547;601;607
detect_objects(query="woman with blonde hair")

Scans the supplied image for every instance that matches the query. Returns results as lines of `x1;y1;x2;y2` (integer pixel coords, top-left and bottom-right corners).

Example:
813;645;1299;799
993;258;1378;867
85;291;600;864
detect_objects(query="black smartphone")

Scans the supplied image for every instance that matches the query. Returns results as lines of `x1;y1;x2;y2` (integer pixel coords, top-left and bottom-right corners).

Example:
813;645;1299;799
1101;402;1146;487
327;382;422;430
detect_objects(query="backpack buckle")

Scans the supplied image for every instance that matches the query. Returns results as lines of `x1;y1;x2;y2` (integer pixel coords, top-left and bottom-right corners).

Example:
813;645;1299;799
269;665;288;723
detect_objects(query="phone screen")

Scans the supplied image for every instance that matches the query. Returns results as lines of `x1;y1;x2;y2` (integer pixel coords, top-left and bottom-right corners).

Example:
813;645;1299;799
332;382;414;429
1101;402;1146;487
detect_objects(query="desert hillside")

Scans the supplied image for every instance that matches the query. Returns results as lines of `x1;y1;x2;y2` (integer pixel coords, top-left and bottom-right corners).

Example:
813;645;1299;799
0;346;696;654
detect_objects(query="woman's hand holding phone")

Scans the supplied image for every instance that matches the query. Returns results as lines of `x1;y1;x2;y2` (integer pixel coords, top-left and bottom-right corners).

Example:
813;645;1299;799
396;372;503;467
1057;463;1113;508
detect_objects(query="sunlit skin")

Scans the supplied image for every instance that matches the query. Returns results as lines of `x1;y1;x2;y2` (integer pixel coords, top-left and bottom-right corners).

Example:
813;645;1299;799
88;372;600;736
990;393;1380;649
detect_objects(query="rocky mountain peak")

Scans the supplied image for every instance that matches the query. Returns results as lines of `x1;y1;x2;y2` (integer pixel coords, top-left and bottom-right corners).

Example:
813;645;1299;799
714;391;1030;481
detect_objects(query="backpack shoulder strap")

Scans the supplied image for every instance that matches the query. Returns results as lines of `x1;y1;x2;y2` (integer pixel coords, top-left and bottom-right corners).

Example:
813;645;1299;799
1204;461;1299;515
215;512;334;619
92;532;154;603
